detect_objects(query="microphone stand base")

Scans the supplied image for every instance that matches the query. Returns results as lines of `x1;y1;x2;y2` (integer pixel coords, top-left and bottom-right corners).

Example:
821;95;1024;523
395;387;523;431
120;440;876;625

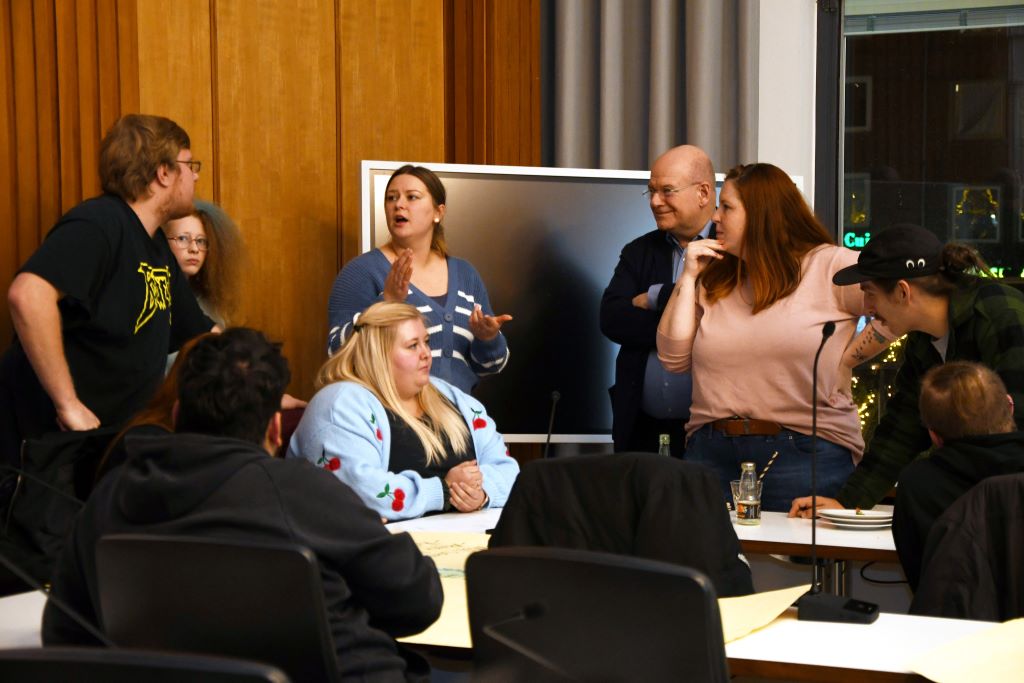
797;591;880;624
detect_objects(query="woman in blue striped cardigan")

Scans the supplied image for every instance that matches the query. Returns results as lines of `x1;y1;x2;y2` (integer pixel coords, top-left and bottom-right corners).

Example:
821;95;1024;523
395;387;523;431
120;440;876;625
327;165;511;394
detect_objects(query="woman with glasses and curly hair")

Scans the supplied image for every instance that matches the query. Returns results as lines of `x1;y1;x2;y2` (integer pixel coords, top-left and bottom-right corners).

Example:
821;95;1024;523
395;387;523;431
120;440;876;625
164;199;245;329
163;200;245;371
656;162;893;512
289;301;519;521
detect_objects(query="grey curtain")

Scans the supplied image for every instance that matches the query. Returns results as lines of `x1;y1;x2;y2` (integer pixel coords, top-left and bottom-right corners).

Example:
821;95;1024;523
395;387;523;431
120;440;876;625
548;0;758;172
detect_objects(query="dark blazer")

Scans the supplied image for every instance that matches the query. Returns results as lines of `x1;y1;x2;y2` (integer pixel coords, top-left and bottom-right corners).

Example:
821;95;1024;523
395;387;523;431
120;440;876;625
598;229;682;449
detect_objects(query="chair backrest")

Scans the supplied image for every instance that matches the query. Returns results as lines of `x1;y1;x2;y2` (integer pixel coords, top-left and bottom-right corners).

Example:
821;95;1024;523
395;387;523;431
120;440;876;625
0;647;290;682
489;452;754;597
466;546;730;683
95;535;340;683
912;472;1024;621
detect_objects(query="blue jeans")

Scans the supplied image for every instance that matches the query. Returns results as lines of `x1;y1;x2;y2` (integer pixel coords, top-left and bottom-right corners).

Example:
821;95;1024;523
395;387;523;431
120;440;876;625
684;424;855;513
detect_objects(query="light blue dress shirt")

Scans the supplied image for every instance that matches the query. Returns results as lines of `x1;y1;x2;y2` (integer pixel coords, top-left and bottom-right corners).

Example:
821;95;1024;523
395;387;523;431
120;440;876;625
641;220;713;420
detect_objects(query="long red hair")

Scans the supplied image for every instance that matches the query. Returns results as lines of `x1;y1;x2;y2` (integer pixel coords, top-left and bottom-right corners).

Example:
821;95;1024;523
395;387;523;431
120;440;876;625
702;163;834;313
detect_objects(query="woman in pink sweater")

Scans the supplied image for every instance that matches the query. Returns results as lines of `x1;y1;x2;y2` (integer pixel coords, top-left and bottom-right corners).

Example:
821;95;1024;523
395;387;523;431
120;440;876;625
656;163;890;511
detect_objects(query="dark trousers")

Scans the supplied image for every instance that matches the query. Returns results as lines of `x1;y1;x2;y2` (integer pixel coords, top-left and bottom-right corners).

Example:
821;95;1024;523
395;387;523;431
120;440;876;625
0;354;58;507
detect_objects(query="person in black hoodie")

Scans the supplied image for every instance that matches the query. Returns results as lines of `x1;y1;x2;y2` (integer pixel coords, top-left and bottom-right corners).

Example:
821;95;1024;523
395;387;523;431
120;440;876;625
893;361;1024;590
42;328;443;682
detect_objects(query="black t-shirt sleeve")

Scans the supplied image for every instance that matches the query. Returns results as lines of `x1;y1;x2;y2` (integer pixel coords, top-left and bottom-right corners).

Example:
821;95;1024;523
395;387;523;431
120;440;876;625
20;219;113;305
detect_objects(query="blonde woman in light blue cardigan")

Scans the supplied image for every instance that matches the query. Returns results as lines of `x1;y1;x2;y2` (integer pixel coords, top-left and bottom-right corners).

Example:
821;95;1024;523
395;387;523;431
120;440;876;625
289;302;519;521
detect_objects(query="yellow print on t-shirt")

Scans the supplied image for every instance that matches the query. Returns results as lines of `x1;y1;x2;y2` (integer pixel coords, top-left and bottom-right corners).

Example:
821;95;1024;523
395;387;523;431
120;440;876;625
134;262;172;334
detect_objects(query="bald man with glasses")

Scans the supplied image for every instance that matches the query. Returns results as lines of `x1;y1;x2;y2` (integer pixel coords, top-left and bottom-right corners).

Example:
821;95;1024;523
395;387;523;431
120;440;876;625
599;145;717;457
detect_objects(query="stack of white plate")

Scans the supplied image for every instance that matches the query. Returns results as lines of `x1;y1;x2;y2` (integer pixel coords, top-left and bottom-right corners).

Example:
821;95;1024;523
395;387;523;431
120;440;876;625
817;509;893;530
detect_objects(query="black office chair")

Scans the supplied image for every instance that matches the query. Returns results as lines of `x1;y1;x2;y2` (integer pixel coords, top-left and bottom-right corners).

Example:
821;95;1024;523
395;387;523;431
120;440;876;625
911;473;1024;621
466;546;729;683
95;535;340;683
0;647;290;682
490;452;754;597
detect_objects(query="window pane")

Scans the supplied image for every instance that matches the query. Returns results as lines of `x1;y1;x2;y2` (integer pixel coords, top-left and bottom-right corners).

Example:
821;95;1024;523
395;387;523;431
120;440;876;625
840;8;1024;437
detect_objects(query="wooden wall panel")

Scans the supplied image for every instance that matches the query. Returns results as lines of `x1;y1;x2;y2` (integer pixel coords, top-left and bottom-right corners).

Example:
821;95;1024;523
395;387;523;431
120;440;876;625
95;0;121;142
54;0;82;210
135;0;447;398
32;0;62;241
1;2;17;348
136;0;214;198
74;0;101;198
213;0;339;397
445;0;541;166
1;0;138;358
9;0;45;267
337;0;447;265
491;0;541;165
114;0;139;113
2;1;136;348
4;0;535;407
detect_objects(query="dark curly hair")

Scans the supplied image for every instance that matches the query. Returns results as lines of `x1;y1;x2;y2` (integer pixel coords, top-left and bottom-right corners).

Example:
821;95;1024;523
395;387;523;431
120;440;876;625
176;328;290;444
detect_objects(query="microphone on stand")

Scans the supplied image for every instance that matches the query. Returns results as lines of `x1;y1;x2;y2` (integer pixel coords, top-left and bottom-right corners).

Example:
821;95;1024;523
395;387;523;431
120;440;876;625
543;391;560;459
798;321;879;624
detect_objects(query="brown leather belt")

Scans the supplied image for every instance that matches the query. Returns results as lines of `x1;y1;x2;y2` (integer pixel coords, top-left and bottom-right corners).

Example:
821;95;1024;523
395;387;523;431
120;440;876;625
711;417;782;436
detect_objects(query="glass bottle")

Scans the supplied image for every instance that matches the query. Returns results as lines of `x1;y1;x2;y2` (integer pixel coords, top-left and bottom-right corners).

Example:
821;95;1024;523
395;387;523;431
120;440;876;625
737;461;761;525
658;434;671;456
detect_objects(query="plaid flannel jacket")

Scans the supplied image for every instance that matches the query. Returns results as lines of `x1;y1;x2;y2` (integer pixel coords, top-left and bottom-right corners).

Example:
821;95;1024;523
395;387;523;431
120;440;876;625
837;280;1024;509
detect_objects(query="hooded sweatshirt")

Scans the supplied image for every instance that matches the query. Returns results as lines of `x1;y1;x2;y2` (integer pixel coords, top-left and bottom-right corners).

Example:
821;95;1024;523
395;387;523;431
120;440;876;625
893;431;1024;590
42;431;442;682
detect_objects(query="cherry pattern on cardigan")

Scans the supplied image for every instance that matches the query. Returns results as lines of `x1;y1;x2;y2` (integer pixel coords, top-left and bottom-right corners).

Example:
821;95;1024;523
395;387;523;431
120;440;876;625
316;449;341;472
377;482;406;511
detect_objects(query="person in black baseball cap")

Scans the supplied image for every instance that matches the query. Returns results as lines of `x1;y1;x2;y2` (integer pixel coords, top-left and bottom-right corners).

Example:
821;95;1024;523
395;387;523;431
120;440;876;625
832;223;944;288
830;224;947;337
791;223;1024;518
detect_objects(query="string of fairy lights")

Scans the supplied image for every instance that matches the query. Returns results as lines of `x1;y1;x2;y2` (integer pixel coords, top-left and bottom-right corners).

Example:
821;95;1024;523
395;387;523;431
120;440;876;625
852;335;906;443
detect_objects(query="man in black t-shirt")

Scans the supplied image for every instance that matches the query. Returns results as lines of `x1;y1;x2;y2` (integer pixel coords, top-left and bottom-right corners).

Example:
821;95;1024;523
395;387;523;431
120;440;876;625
1;114;215;480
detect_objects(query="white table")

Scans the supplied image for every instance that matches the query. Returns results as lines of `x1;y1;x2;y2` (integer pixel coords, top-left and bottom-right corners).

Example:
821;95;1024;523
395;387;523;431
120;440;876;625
732;508;897;563
0;590;45;648
0;580;996;682
725;608;992;682
388;507;897;563
387;508;500;534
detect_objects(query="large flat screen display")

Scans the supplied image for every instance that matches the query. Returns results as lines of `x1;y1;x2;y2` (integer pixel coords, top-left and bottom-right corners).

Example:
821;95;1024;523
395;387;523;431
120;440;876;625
362;162;774;442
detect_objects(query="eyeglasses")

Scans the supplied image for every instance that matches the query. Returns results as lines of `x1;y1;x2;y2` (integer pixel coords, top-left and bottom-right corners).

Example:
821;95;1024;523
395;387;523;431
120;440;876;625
176;159;202;173
642;181;703;200
167;234;209;251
